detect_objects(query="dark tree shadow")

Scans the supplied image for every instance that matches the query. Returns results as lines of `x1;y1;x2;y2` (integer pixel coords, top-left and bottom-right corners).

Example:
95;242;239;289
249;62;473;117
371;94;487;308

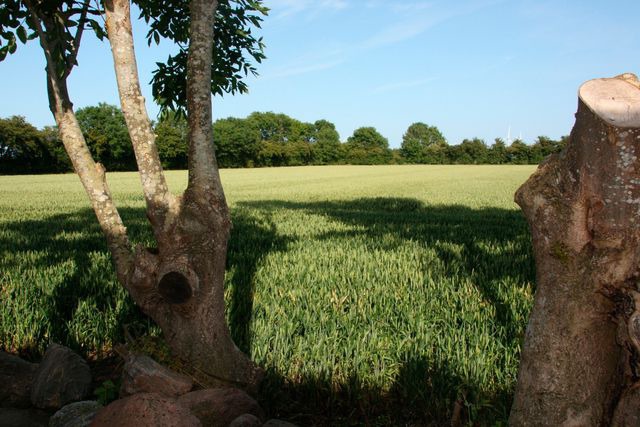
237;197;534;425
0;206;290;359
239;197;534;341
1;196;534;425
226;208;292;354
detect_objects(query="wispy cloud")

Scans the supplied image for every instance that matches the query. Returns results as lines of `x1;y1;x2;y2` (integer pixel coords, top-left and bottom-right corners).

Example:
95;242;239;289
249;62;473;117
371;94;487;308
263;0;505;81
371;76;438;94
360;0;504;50
267;0;348;20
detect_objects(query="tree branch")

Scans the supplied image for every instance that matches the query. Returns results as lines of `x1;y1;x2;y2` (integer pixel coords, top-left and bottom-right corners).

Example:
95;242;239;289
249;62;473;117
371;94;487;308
25;0;133;284
104;0;176;232
186;0;224;198
62;0;89;80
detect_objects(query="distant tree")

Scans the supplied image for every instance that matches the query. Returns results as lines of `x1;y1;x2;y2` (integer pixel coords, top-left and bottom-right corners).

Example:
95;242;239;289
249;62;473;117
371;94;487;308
213;117;260;168
0;116;56;174
530;135;565;163
507;139;531;164
461;138;488;164
76;103;135;171
286;121;314;166
247;112;315;166
40;125;72;172
400;122;447;164
155;112;188;169
311;119;341;165
345;127;392;165
390;148;405;164
488;138;507;164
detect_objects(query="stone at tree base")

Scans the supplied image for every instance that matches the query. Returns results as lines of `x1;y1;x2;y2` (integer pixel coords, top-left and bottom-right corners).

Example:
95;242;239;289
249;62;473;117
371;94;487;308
30;343;92;409
119;353;193;397
229;413;262;427
49;401;102;427
177;388;264;427
90;393;201;427
263;419;299;427
0;351;38;408
0;408;49;427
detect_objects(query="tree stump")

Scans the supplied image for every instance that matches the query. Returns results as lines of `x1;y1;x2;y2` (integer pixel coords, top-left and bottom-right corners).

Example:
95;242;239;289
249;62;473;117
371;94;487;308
510;73;640;426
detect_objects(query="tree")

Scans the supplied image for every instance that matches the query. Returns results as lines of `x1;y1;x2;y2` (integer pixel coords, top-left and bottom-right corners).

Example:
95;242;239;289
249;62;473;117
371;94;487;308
529;135;566;163
487;138;507;164
459;137;488;164
400;122;447;164
40;125;72;172
76;103;135;171
155;111;189;169
345;126;392;165
0;115;56;174
511;73;640;425
1;0;267;389
246;111;316;166
213;116;259;168
506;139;531;164
311;119;341;165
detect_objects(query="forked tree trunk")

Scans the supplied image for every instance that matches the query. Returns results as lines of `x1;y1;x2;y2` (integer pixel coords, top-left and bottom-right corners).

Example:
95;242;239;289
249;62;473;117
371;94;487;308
102;0;262;390
28;0;261;391
510;73;640;426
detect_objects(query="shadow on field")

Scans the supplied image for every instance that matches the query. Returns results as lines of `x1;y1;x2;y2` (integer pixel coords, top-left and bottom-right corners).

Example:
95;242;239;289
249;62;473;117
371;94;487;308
1;196;534;425
226;209;292;354
0;206;288;359
238;197;535;425
240;197;534;340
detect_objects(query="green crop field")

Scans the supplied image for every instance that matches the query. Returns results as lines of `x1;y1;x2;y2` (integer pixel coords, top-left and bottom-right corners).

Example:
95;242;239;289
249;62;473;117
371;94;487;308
0;165;538;425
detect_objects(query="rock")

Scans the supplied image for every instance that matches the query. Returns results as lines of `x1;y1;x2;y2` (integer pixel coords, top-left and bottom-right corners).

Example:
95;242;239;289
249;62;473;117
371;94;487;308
0;351;38;408
49;401;102;427
0;408;49;427
229;413;262;427
30;343;92;409
120;354;193;397
91;393;200;427
177;388;264;427
263;420;299;427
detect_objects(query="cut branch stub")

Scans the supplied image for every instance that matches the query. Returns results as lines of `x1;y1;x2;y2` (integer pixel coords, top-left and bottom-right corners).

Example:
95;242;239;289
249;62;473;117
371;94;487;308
510;73;640;426
579;73;640;128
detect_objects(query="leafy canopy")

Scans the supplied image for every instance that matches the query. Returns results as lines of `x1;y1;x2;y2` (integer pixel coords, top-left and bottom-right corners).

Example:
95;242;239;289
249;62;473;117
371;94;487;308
0;0;267;112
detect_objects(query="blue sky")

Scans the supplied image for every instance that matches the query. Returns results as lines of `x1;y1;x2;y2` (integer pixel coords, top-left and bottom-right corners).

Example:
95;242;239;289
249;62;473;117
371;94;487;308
1;0;639;148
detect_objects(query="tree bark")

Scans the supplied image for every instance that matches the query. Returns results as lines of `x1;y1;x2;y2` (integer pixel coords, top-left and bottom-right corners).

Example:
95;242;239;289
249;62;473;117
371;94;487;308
25;0;132;285
510;73;640;426
104;0;262;390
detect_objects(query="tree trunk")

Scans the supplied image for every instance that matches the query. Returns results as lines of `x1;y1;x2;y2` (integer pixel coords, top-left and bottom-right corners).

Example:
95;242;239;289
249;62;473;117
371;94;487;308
24;0;133;285
103;0;262;391
28;0;261;391
510;73;640;426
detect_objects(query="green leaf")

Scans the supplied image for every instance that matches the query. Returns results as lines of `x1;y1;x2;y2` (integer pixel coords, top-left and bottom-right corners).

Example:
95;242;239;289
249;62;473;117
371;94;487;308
16;26;27;44
89;20;104;41
7;36;16;54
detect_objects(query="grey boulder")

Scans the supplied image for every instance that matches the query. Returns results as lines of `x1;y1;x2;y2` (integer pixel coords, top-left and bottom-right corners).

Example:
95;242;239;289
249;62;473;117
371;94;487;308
30;344;92;409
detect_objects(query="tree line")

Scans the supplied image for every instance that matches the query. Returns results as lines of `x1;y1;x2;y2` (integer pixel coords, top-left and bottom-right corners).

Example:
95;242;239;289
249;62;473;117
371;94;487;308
0;103;567;174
